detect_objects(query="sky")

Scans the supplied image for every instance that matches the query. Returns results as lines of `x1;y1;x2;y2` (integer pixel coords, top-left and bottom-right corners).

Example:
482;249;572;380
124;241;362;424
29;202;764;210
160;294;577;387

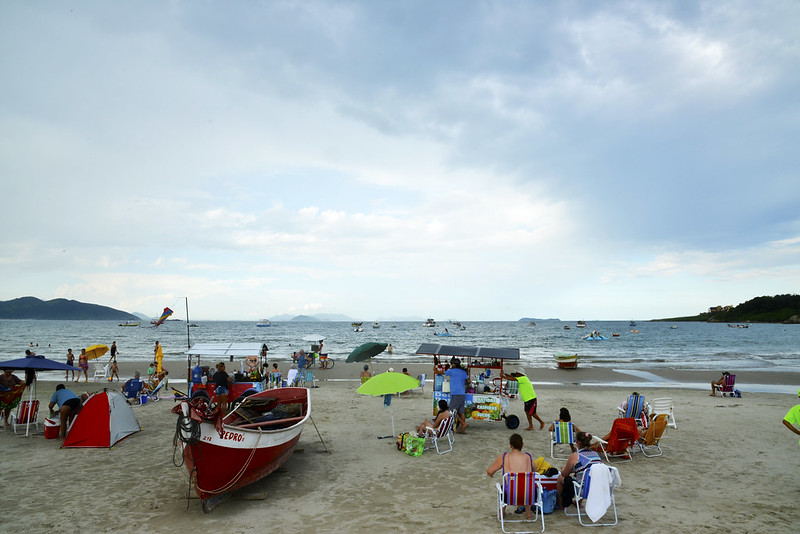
1;1;799;321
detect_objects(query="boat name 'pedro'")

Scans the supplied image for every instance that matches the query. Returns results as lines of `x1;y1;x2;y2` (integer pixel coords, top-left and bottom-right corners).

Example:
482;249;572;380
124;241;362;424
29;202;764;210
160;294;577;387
202;431;245;443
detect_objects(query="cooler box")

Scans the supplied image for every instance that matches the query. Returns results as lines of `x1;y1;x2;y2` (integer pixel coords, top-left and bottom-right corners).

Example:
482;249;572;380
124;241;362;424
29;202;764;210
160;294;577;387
44;418;59;439
140;394;148;405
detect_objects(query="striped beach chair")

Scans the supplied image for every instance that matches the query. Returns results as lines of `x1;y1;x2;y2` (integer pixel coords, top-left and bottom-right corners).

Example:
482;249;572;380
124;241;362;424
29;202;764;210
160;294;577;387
423;414;455;454
496;472;545;533
550;421;576;460
716;374;736;396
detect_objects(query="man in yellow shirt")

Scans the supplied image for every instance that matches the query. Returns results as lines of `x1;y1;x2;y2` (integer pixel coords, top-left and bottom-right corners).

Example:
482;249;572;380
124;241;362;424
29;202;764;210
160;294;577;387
502;369;545;430
782;388;800;445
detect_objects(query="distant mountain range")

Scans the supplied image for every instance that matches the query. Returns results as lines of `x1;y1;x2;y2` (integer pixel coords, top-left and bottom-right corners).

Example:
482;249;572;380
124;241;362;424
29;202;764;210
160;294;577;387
0;297;139;320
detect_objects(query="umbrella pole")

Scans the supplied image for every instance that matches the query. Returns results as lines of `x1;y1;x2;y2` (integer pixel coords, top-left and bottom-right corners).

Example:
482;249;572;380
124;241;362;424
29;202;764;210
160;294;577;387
378;399;394;439
25;376;35;437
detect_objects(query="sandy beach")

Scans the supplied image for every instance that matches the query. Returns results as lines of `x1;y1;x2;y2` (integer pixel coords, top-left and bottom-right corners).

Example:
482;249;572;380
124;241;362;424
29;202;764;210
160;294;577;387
2;361;799;533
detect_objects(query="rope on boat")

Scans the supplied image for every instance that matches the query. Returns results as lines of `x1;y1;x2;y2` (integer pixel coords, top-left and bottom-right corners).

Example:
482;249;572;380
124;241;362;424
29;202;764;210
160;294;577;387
195;428;263;496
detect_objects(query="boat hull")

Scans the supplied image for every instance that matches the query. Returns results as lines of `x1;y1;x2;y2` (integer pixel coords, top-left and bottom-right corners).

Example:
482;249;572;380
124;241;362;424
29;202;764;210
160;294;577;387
180;388;309;502
554;353;579;369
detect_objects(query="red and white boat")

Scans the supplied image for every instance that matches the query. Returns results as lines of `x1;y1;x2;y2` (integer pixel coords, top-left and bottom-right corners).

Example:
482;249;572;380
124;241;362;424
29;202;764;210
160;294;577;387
554;353;579;369
174;387;309;512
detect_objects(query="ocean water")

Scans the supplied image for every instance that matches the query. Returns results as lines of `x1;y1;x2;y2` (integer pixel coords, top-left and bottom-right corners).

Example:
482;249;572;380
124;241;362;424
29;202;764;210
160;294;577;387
3;319;799;373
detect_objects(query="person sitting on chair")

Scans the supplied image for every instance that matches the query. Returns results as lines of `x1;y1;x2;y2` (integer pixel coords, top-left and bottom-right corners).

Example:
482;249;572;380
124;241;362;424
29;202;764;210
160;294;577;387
0;369;25;426
548;407;583;453
48;384;82;439
360;365;371;384
710;371;731;396
122;371;145;402
486;433;536;520
415;400;451;435
556;431;602;509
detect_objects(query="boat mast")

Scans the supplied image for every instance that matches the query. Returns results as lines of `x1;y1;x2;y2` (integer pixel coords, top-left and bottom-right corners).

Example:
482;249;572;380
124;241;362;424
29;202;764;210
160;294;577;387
185;296;191;395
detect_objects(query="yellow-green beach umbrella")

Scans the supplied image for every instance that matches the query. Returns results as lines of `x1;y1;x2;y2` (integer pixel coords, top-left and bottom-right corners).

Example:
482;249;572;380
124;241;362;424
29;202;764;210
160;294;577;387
357;371;419;438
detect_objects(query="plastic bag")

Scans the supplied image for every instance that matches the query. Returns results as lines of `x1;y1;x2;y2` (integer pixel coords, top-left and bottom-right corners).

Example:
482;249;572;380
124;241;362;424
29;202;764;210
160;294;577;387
541;489;558;514
405;436;425;457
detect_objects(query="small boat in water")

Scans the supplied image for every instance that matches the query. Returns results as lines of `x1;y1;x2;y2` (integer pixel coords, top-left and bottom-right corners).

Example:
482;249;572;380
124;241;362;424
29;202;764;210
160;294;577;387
582;330;607;341
373;321;381;329
118;321;140;327
423;318;436;327
173;387;309;512
564;325;571;330
576;320;586;328
256;319;271;327
554;353;578;369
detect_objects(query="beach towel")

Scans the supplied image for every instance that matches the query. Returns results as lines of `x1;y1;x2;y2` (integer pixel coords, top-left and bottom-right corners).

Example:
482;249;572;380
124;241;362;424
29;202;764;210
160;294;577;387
584;463;620;522
0;386;25;412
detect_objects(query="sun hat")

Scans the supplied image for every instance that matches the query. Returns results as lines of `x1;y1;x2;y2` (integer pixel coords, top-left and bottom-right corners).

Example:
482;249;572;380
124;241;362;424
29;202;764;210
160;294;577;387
388;367;394;372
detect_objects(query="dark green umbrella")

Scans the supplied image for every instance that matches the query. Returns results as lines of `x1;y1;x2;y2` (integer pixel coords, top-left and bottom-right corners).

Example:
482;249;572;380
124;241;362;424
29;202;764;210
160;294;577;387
346;342;387;363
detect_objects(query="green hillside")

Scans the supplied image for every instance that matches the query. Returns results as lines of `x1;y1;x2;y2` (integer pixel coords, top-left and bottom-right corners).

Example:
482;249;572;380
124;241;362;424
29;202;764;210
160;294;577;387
657;294;800;323
0;297;139;320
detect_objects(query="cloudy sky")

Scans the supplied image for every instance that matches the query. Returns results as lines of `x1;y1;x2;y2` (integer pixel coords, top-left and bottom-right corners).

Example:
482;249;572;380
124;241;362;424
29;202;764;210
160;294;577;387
1;1;798;321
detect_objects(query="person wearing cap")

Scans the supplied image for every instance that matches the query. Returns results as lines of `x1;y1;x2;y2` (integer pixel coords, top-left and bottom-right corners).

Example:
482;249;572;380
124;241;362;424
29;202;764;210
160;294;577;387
502;369;545;430
438;358;469;433
782;388;800;445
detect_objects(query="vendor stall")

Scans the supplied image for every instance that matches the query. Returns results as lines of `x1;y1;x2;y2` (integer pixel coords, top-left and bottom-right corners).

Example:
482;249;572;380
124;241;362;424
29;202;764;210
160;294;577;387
415;343;521;429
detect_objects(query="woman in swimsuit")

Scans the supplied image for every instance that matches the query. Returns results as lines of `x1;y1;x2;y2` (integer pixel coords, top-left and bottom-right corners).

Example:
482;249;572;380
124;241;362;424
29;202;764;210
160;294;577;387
77;348;89;383
556;431;602;509
486;433;535;520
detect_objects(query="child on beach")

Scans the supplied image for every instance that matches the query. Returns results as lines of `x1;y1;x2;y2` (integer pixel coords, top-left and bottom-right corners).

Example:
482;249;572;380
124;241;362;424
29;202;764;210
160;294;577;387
109;358;120;382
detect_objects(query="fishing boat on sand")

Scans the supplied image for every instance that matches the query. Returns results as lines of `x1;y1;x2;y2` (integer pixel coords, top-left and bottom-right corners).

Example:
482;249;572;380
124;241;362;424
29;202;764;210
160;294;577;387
554;353;579;369
173;387;309;512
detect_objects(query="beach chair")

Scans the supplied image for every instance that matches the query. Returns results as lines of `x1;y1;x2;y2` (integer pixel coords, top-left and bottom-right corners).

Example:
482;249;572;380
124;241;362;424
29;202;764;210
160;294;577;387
415;374;426;394
11;399;40;435
269;371;282;389
302;370;315;388
596;418;638;463
650;397;677;429
564;463;621;526
286;368;299;386
423;414;455;455
122;378;145;404
503;380;520;397
148;377;168;402
550;421;576;460
714;374;736;396
93;363;109;382
617;394;646;421
495;472;546;533
636;414;667;457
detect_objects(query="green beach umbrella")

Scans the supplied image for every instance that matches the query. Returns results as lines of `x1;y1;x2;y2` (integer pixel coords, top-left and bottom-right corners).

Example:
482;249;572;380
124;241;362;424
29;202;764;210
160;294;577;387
346;342;387;363
357;371;419;439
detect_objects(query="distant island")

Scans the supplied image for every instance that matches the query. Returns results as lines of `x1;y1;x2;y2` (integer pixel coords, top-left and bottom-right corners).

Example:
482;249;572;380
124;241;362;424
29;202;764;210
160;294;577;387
656;294;800;324
0;297;139;321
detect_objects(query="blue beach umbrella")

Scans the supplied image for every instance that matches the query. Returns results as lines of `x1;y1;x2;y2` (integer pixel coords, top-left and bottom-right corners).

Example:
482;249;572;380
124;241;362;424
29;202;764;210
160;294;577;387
0;354;81;436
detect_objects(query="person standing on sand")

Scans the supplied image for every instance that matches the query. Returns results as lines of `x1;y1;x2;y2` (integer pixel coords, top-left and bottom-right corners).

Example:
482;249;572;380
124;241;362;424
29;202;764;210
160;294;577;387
782;388;800;445
154;341;163;373
502;369;545;430
65;349;75;381
360;365;372;384
77;348;89;383
109;357;120;382
110;341;118;360
440;358;469;434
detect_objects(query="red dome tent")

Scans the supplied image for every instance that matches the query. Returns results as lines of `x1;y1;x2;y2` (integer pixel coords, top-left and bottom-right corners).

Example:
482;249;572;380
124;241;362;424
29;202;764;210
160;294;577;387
62;391;141;448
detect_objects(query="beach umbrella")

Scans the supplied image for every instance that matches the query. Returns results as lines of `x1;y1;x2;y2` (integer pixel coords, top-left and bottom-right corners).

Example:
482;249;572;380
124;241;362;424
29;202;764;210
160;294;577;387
346;342;387;363
0;354;81;436
346;342;387;374
357;371;419;439
84;344;109;360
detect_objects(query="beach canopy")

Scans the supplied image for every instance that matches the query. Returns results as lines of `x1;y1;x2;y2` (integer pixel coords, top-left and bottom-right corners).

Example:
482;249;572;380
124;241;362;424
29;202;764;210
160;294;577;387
62;391;140;448
415;344;520;360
